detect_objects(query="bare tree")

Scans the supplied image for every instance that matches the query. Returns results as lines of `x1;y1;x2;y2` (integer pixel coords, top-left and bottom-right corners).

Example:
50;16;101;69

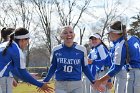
0;1;18;27
29;0;55;64
101;0;129;38
88;0;130;40
54;0;91;44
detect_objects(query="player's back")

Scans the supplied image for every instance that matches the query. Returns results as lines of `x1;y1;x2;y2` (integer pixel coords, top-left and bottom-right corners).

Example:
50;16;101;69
127;36;140;68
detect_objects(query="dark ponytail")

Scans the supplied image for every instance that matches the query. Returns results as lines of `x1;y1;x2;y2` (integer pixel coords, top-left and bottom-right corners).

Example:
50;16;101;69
2;32;15;55
1;27;15;42
1;27;6;42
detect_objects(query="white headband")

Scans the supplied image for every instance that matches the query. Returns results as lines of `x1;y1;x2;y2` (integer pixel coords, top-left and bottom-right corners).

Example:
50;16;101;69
106;27;122;34
14;33;30;39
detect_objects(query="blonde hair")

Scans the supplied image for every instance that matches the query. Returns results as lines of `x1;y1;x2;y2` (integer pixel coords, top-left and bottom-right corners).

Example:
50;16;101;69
60;25;73;33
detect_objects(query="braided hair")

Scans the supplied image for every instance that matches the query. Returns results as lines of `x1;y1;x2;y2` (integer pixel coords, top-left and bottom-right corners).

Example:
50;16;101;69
2;27;29;55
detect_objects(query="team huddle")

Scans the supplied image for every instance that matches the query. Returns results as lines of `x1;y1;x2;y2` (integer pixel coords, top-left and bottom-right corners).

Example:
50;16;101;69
0;20;140;93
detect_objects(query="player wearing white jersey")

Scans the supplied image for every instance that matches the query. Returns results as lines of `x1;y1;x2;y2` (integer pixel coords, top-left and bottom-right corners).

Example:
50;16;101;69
88;33;112;93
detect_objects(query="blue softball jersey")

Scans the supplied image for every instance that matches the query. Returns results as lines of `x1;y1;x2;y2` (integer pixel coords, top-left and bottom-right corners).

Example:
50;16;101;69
43;43;94;82
107;35;140;77
0;41;43;87
88;44;111;72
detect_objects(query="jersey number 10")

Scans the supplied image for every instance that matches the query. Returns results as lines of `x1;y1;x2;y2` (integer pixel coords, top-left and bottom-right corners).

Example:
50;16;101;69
63;65;73;72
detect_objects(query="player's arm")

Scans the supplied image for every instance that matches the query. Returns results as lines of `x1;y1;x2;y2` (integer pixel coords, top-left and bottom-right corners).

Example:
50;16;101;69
12;68;43;87
11;50;43;88
43;50;57;82
82;47;95;83
11;68;27;82
97;43;126;81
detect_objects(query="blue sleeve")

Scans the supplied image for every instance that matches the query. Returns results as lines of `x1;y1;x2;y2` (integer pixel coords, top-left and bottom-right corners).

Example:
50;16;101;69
82;65;95;82
10;44;43;87
107;65;123;77
91;64;96;77
11;68;27;82
82;48;95;83
104;55;112;67
82;54;95;82
43;53;57;82
93;59;105;68
12;68;43;87
93;55;111;69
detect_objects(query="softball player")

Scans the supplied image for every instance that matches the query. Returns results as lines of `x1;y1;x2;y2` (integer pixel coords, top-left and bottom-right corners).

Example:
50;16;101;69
0;27;52;93
43;26;104;93
94;21;140;93
88;33;112;93
125;35;140;93
85;38;97;93
0;27;18;88
111;39;128;93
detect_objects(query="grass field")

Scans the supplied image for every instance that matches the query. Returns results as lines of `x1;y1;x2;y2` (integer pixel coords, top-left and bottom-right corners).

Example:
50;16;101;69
13;82;55;93
13;82;114;93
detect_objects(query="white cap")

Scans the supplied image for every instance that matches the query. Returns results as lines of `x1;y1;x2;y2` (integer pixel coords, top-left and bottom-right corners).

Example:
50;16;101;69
89;33;101;40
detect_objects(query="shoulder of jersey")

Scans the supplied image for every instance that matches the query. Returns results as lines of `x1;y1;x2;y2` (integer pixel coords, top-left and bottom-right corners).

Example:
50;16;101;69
98;44;104;48
0;41;9;48
52;44;63;52
75;44;86;52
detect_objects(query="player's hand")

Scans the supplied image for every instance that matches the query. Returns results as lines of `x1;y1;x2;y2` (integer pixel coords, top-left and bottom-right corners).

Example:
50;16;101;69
13;79;18;87
93;79;106;92
37;82;54;93
106;82;113;89
88;59;93;64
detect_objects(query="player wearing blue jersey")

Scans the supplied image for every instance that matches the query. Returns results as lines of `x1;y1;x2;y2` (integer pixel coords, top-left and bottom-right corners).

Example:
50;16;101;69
94;21;140;93
109;38;128;93
125;35;140;93
0;27;53;93
85;37;97;93
43;26;104;93
111;36;128;93
0;27;18;88
88;33;112;93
